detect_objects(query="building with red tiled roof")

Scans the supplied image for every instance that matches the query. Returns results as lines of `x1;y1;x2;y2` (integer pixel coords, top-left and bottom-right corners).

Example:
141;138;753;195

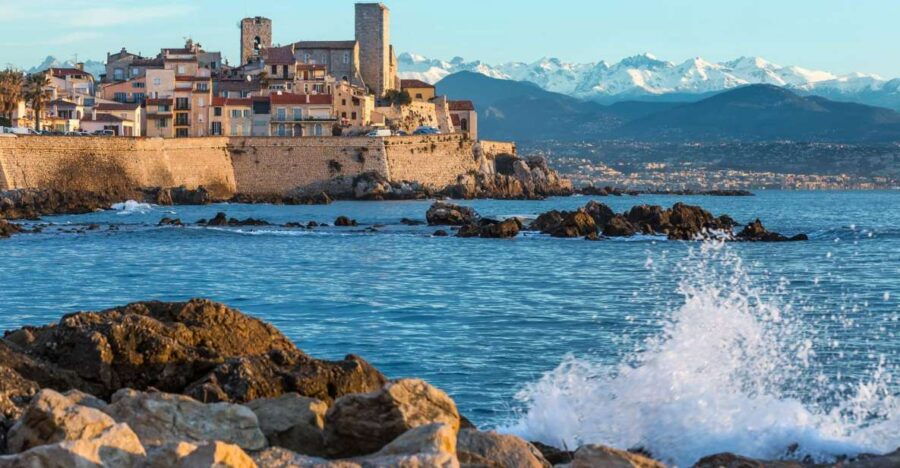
80;111;137;136
401;79;435;102
448;100;477;139
448;100;475;111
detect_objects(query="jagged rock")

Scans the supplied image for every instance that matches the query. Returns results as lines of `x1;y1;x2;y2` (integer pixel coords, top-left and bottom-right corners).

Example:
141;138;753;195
427;202;478;226
531;441;574;465
446;154;572;200
0;188;123;220
4;299;386;404
144;186;212;206
692;452;803;467
230;192;333;205
736;220;808;242
158;217;184;227
324;379;461;457
62;390;108;411
201;212;270;227
561;444;664;468
603;215;636;237
0;367;38;420
478;219;521;239
456;429;550;468
142;440;257;468
246;393;328;456
6;389;117;453
101;389;266;451
253;423;458;468
0;423;145;468
530;210;596;238
0;340;97;396
334;216;358;227
456;224;482;238
206;212;230;226
583;201;616;229
0;220;22;238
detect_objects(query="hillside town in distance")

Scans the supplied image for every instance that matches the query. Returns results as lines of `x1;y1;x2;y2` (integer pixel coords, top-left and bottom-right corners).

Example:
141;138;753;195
0;3;478;139
525;140;900;190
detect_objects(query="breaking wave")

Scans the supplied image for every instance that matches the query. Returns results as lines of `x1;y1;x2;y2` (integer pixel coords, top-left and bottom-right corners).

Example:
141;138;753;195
504;241;899;466
111;200;153;215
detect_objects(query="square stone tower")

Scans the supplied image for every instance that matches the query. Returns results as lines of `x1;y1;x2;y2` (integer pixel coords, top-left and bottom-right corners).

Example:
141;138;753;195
240;17;272;65
355;3;393;97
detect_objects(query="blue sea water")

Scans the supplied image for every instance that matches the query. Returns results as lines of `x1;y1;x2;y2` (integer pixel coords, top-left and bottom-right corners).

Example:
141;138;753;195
1;190;899;465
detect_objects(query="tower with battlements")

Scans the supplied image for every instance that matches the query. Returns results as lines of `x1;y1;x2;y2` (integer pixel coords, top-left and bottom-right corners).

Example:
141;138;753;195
240;17;272;65
355;3;395;97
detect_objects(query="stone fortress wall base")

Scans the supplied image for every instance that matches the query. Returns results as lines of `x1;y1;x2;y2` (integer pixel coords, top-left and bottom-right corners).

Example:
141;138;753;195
0;134;516;197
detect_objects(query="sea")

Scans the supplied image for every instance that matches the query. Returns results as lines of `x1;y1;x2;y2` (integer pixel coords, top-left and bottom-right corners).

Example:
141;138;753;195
1;190;899;466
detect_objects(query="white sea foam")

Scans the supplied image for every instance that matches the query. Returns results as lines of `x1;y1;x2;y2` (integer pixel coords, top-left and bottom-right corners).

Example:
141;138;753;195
111;200;152;215
504;241;899;467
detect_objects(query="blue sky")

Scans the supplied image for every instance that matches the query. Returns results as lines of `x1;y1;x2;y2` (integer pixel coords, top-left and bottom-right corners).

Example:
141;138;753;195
2;0;900;77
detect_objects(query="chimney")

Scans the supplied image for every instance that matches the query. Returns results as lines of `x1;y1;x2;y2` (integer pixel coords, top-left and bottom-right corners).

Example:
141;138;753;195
75;62;84;71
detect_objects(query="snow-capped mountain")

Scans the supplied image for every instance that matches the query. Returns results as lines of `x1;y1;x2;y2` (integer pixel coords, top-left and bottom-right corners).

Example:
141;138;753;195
398;52;900;107
26;56;105;79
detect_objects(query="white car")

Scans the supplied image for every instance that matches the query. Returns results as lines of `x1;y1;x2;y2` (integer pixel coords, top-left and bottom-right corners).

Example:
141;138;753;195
366;129;392;137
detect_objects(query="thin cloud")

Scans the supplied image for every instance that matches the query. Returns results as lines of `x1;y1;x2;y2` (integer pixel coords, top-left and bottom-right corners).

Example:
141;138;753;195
0;31;103;47
0;1;197;27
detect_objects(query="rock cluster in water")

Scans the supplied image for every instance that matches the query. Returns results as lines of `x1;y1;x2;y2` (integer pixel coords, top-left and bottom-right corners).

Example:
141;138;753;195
427;200;808;241
2;299;897;467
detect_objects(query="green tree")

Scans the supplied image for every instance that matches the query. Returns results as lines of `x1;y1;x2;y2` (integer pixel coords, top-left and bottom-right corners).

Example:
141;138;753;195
0;68;25;125
23;72;50;131
383;89;411;107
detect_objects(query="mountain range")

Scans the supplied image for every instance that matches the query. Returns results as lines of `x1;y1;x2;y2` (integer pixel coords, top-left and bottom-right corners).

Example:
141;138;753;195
436;71;900;142
25;56;106;79
400;53;900;110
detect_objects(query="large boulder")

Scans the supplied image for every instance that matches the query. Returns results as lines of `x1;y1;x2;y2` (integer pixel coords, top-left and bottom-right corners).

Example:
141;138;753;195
324;379;461;457
603;215;637;237
0;220;22;239
246;393;328;456
6;389;117;453
101;389;266;451
562;444;665;468
4;299;386;404
692;452;803;467
530;210;596;238
582;201;616;229
736;220;808;242
458;219;522;239
456;429;550;468
253;423;458;468
427;202;479;226
0;423;145;468
143;440;257;468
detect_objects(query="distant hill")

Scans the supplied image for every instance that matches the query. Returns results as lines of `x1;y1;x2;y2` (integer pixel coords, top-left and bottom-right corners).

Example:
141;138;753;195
26;56;105;79
619;84;900;142
436;72;900;143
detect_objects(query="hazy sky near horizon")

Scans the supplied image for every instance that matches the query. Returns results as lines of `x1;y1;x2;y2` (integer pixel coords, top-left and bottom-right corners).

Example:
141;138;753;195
2;0;899;77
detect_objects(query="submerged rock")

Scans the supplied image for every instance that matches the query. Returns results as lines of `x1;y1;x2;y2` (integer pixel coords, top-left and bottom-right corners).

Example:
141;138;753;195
426;201;478;226
157;217;184;227
736;219;808;242
529;209;596;238
458;218;521;239
334;216;358;227
0;220;23;238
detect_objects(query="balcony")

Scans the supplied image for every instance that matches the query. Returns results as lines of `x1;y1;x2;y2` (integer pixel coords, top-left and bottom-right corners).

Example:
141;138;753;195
270;115;338;123
174;115;191;127
174;104;191;111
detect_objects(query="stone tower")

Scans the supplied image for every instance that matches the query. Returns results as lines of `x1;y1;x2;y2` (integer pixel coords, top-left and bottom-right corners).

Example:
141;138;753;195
240;17;272;65
355;3;393;97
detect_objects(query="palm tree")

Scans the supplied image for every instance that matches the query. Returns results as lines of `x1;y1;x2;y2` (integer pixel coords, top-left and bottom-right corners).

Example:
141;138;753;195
0;68;24;126
23;72;50;131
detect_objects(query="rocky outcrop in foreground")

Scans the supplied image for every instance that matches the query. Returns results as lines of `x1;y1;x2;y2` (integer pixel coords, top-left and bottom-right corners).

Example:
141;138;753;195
1;299;898;467
427;201;808;241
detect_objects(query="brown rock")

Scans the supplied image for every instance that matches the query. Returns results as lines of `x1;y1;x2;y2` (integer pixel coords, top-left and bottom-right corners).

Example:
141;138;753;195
143;440;257;468
334;216;358;227
0;220;22;238
531;441;574;465
692;452;803;468
246;393;328;456
736;220;808;242
582;201;616;229
456;429;550;468
478;219;521;239
427;202;479;226
565;444;665;468
324;379;461;457
0;423;145;468
101;389;267;451
0;366;38;420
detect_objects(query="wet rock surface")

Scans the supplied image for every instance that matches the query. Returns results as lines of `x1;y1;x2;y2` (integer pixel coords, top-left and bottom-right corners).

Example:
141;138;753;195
427;201;479;226
0;220;22;238
0;189;121;220
444;154;573;200
525;201;806;242
142;186;212;206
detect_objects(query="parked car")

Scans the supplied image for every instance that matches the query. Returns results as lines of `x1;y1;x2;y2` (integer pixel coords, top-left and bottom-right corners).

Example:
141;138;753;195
393;130;409;136
366;129;392;137
93;130;115;136
413;126;441;135
9;127;38;135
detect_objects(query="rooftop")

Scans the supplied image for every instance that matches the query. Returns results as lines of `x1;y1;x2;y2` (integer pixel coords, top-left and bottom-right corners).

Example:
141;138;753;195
270;93;333;105
401;79;434;89
81;113;131;123
448;100;475;111
294;40;357;50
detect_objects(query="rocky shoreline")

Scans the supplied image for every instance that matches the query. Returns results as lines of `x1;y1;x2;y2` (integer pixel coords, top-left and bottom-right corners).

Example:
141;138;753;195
426;201;807;241
0;299;896;467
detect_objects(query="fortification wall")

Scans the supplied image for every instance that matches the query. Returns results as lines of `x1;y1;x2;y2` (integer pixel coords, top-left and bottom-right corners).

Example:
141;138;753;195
0;134;517;197
227;136;389;195
0;136;236;197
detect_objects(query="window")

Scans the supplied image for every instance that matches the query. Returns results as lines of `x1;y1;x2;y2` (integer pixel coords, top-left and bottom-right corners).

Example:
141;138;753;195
231;109;241;118
461;118;468;131
342;99;346;106
175;113;189;126
158;104;169;112
177;65;185;74
351;112;357;120
242;110;251;118
230;121;239;136
198;97;205;107
343;52;349;64
176;128;188;137
176;98;190;110
114;92;127;102
130;68;140;77
304;53;311;63
271;65;277;75
292;107;301;121
157;118;168;128
341;112;346;118
196;82;208;91
132;82;145;88
282;65;288;77
277;123;286;136
214;107;222;117
133;93;146;103
114;68;124;80
152;77;161;86
276;107;286;121
211;121;222;135
314;124;323;136
416;93;423;99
